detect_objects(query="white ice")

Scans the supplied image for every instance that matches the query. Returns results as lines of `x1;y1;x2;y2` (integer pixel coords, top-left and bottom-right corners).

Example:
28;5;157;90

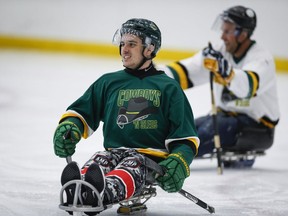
0;50;287;216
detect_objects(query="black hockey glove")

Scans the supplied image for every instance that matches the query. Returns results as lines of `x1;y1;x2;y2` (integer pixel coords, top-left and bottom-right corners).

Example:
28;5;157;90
202;42;234;85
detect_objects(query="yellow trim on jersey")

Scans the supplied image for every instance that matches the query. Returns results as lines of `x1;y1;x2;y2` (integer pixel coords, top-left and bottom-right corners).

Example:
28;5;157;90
187;137;199;155
168;62;189;89
259;118;275;129
126;111;139;114
60;113;89;139
136;148;169;159
246;71;259;97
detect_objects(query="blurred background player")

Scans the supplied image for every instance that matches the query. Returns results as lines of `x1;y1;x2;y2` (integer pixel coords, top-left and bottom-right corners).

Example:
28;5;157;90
159;5;280;166
53;18;199;214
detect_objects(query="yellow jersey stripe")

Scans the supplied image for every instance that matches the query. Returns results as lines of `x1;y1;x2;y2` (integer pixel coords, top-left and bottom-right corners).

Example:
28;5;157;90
60;113;90;139
246;71;259;97
136;148;169;159
168;62;189;89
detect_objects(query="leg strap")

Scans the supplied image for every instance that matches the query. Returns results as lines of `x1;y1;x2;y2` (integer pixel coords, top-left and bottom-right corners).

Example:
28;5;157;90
144;156;165;184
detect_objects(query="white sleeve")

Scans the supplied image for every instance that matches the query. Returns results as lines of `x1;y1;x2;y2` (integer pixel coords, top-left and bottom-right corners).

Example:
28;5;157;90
228;47;276;99
179;51;209;86
156;50;210;89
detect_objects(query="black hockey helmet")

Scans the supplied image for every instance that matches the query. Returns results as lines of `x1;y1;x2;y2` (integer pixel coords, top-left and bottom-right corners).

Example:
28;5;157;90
113;18;162;57
222;6;257;36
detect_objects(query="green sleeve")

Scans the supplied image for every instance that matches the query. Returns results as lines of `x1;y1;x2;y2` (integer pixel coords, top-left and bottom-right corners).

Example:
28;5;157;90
169;142;195;165
66;79;104;131
60;117;84;135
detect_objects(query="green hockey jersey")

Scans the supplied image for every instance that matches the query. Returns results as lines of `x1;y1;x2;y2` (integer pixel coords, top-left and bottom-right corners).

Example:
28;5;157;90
60;65;199;160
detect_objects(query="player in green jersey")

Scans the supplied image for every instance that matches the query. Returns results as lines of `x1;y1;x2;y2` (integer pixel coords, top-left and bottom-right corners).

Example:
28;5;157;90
53;18;199;214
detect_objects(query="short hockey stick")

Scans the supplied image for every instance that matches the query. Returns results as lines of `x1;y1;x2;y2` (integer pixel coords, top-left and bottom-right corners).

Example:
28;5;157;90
62;128;73;164
209;71;223;175
146;157;215;214
179;189;215;214
66;156;72;163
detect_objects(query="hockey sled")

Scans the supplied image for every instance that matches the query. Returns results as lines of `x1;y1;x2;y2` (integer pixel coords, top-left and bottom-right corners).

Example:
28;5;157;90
59;179;158;216
59;156;216;215
59;156;162;216
59;179;108;215
117;185;157;215
198;127;274;168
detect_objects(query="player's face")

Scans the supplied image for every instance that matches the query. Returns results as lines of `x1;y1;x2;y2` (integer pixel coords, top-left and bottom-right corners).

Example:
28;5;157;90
120;34;148;69
220;22;239;54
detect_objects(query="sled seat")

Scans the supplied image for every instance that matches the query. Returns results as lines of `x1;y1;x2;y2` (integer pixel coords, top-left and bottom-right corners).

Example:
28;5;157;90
224;127;275;152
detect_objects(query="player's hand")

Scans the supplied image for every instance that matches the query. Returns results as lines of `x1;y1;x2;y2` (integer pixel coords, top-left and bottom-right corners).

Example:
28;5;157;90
156;153;190;193
53;121;81;158
202;42;234;85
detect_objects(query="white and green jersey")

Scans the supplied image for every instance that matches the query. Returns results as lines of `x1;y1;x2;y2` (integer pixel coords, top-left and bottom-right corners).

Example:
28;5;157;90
160;42;280;128
60;65;199;159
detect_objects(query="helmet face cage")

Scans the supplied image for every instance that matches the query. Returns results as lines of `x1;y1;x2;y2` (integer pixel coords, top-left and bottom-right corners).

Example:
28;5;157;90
112;18;161;57
212;6;256;37
112;28;151;47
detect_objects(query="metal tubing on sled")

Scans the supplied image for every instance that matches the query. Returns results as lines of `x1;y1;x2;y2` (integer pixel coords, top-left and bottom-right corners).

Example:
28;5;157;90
59;156;112;215
59;179;112;214
59;156;157;215
60;156;216;215
117;185;157;215
59;179;157;215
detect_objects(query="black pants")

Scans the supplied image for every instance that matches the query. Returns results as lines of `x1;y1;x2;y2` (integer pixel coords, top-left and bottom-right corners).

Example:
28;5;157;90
196;112;266;157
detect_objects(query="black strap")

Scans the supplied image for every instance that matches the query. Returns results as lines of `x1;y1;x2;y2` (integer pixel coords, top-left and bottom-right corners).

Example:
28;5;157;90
144;156;164;184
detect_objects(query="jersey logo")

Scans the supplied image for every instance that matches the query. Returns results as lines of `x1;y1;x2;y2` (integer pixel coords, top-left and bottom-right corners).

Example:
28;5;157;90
116;97;158;129
221;86;251;107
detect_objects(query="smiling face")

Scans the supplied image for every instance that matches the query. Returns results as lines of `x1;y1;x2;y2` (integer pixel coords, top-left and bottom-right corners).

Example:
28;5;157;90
220;21;249;55
220;21;239;54
120;34;154;70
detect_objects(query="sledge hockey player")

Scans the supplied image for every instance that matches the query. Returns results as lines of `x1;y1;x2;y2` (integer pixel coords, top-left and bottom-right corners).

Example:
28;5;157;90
159;5;280;167
53;18;199;215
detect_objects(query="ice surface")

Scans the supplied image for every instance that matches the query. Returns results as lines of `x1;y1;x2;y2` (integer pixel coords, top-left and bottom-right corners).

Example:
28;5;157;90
0;50;287;216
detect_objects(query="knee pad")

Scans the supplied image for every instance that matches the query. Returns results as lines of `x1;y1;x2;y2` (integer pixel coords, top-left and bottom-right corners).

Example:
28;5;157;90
83;151;117;174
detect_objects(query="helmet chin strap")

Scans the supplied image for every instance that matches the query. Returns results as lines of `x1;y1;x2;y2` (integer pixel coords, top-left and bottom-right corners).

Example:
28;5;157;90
232;28;249;56
233;36;250;57
134;56;149;70
124;46;154;71
233;41;242;55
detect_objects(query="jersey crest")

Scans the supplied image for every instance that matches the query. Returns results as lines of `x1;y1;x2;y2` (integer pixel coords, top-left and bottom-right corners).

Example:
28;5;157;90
116;89;160;129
